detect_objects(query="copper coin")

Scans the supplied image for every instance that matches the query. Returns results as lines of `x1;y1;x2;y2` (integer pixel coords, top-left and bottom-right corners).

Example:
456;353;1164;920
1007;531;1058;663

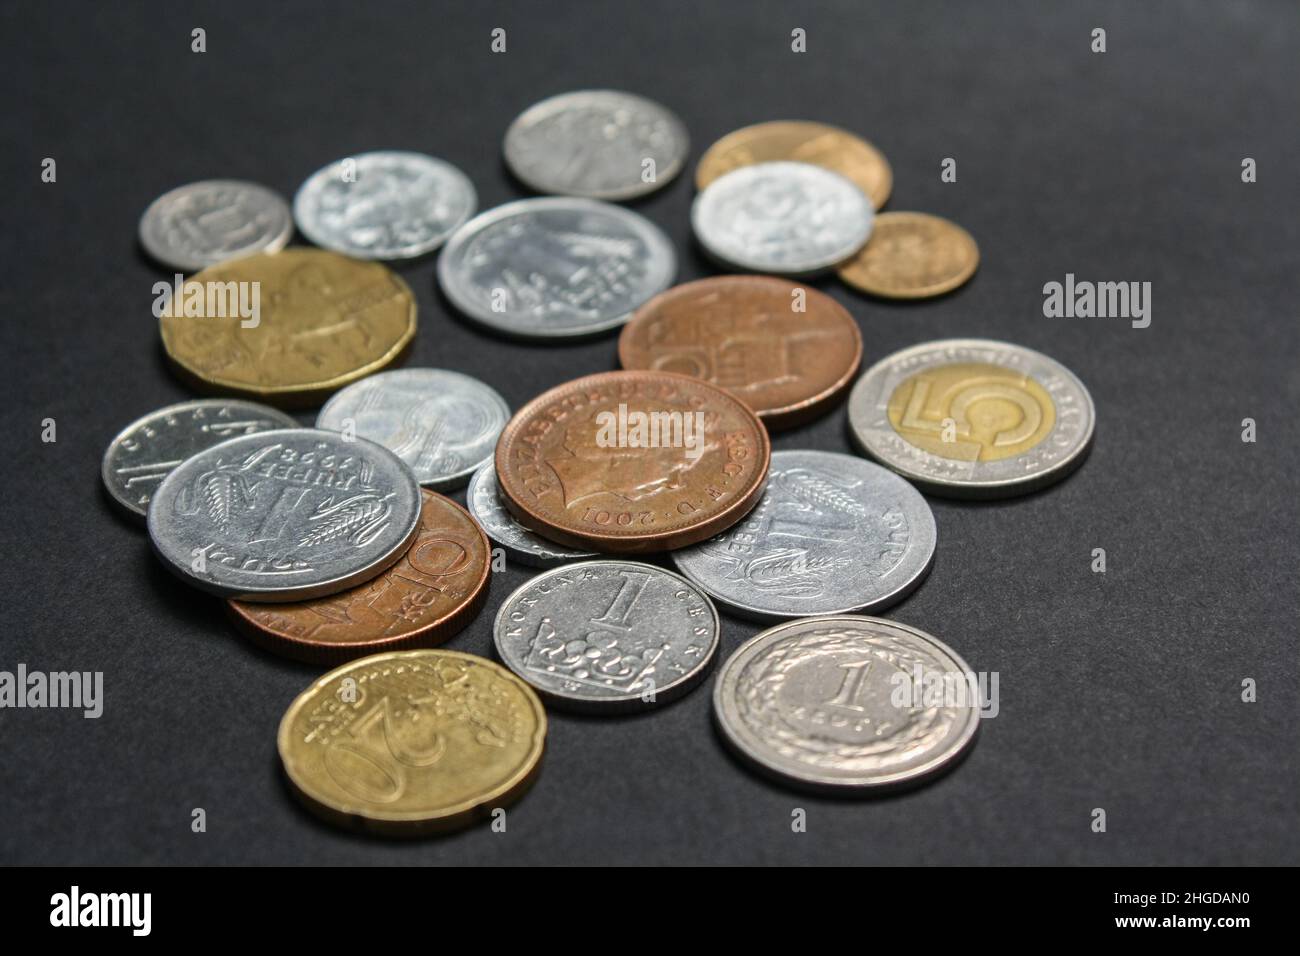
618;276;863;430
836;211;980;299
227;490;491;663
494;370;771;554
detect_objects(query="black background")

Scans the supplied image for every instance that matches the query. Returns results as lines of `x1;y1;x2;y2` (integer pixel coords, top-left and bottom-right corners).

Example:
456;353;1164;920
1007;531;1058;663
3;0;1297;865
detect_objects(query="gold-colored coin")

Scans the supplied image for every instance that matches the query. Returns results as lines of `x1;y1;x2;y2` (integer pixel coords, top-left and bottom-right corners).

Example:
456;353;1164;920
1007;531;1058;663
837;211;979;299
159;248;416;408
278;649;546;836
695;120;892;209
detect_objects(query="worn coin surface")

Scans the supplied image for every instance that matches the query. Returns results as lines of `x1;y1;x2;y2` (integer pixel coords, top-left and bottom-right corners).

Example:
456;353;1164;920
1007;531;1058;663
147;428;422;601
316;369;508;491
503;89;689;201
691;162;873;275
159;248;416;407
436;197;676;339
293;151;476;260
493;560;719;712
714;615;980;791
139;179;293;272
837;212;979;298
101;399;297;521
672;451;935;621
848;338;1095;498
618;276;862;429
278;649;546;835
495;370;771;553
466;463;595;568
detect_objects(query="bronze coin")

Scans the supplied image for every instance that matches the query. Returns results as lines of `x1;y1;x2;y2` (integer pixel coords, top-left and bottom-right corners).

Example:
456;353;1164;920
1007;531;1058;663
495;370;771;554
618;276;863;430
227;490;491;664
836;212;980;299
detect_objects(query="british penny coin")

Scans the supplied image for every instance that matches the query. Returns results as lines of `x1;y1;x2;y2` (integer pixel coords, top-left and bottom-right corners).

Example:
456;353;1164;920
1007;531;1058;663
618;276;863;429
278;649;546;836
494;370;771;554
159;248;416;408
465;463;596;568
139;179;292;272
837;211;980;298
229;489;491;663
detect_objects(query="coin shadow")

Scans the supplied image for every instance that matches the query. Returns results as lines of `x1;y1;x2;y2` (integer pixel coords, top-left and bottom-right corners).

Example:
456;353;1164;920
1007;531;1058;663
141;545;232;636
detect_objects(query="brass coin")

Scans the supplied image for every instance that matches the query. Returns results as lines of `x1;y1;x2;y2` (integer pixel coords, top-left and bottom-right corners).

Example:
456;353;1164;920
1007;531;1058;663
695;120;892;209
277;649;546;836
159;248;416;408
837;212;979;299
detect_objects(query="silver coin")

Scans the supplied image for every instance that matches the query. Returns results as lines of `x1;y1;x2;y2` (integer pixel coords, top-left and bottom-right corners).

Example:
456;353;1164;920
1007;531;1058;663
293;151;476;260
315;369;508;491
714;615;980;792
138;180;292;272
147;428;422;602
102;399;299;522
691;161;873;275
466;463;596;568
436;197;676;339
847;338;1096;498
493;560;719;712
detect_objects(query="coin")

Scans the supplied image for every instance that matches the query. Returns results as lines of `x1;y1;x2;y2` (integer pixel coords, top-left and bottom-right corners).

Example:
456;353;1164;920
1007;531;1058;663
138;179;293;272
159;248;416;407
848;338;1095;498
837;212;979;298
228;489;491;663
503;89;689;201
691;162;873;275
494;370;771;553
293;151;476;260
101;399;297;522
436;197;676;339
465;463;596;568
713;615;980;792
671;451;935;621
316;369;508;492
147;428;422;601
278;649;545;835
493;560;719;712
618;276;863;429
695;120;893;209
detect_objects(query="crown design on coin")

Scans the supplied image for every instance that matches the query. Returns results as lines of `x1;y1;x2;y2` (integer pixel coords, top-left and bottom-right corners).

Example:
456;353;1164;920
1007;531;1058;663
522;616;663;693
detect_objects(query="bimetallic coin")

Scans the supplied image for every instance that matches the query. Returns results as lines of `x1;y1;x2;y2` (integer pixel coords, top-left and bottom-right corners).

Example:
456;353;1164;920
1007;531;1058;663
139;179;292;272
504;89;689;201
837;212;979;298
848;339;1095;498
691;162;873;275
293;151;476;260
101;399;297;521
466;463;595;568
493;561;719;712
436;197;676;339
278;649;546;835
672;451;935;621
147;428;422;602
714;615;980;792
316;369;508;491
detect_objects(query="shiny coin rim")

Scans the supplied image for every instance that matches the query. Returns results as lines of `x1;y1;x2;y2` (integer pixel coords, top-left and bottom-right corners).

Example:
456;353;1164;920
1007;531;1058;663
465;462;596;568
836;211;980;299
138;179;293;273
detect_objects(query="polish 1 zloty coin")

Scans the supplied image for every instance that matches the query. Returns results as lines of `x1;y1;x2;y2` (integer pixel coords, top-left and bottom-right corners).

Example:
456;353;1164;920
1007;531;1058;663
691;161;874;275
139;179;293;272
147;428;422;602
671;450;935;621
493;560;719;712
713;615;980;792
848;338;1096;498
465;463;596;568
315;369;508;491
436;197;676;339
293;151;477;260
101;399;298;522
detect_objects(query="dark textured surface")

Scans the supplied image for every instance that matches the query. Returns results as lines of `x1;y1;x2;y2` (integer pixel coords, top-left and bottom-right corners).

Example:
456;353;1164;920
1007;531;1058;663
2;0;1297;865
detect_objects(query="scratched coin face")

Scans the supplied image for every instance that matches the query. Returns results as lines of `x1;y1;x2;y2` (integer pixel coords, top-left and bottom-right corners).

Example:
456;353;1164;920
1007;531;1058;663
101;399;298;522
316;369;509;491
147;428;422;602
139;179;293;272
714;616;980;791
837;212;980;298
493;561;719;712
466;463;596;568
278;649;546;835
672;451;935;621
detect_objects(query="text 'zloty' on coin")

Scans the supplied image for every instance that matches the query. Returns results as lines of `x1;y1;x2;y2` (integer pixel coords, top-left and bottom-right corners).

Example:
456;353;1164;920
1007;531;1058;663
139;179;292;273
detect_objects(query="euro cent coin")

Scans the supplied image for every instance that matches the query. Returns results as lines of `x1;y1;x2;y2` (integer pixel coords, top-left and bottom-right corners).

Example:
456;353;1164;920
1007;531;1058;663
465;463;596;568
837;211;979;298
138;179;292;272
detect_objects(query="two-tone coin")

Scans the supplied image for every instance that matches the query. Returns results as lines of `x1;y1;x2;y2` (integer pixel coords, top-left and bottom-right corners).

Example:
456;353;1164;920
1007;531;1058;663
465;463;595;568
139;180;292;272
837;212;979;298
